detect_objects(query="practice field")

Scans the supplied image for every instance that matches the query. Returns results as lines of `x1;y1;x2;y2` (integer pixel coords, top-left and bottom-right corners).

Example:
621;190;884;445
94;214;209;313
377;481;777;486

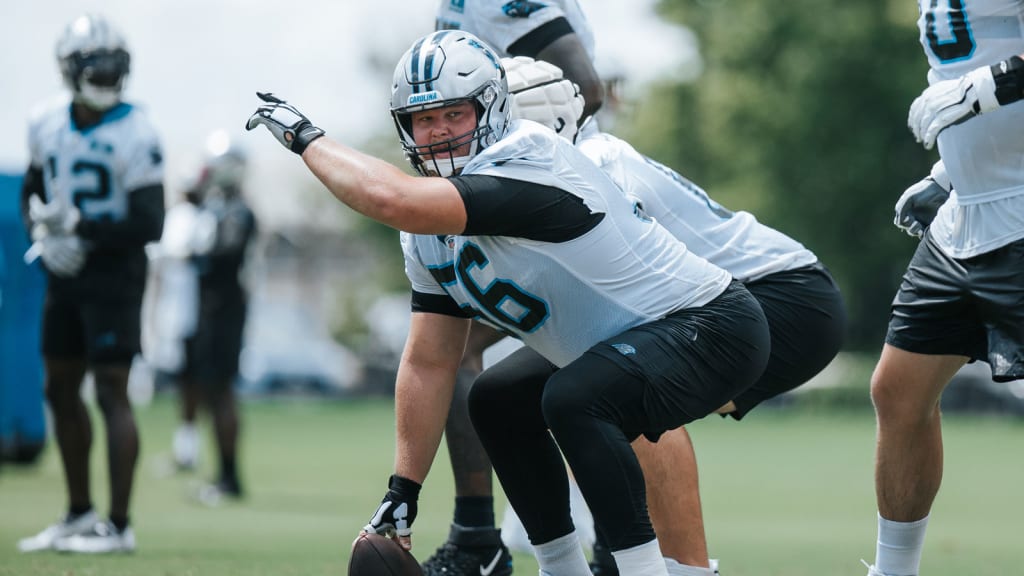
0;396;1021;576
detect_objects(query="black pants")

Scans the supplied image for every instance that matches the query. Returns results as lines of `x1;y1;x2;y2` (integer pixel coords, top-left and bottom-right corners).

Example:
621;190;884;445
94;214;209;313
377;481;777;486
469;282;770;551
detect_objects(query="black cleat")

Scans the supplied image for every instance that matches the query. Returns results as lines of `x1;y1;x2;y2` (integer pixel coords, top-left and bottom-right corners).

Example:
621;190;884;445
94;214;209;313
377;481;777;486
589;539;618;576
421;524;513;576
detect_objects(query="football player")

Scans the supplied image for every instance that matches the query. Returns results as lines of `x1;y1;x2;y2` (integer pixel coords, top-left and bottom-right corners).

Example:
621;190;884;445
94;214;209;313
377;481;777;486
424;3;605;574
864;3;1024;576
17;13;165;554
500;56;847;576
248;30;771;576
169;130;257;505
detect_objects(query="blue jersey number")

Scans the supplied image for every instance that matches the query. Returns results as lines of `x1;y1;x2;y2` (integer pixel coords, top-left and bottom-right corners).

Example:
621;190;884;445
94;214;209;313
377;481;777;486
923;0;975;63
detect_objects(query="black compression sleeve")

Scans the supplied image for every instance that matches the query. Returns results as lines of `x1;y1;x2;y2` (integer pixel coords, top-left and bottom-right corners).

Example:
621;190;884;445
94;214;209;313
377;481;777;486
20;166;45;237
449;174;603;242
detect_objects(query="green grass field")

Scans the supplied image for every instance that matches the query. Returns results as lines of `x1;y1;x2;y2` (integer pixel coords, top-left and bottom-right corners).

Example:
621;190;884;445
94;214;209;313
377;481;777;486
0;396;1021;576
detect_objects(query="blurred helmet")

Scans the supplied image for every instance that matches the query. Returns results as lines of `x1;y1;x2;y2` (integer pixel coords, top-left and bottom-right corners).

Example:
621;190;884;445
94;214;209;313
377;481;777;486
390;31;511;177
56;13;131;111
198;129;248;194
503;56;585;143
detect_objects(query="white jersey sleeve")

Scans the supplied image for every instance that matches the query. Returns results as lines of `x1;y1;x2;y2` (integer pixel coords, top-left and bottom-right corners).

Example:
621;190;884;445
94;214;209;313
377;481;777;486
404;120;731;368
577;132;818;282
401;230;450;297
918;0;1024;257
436;0;596;60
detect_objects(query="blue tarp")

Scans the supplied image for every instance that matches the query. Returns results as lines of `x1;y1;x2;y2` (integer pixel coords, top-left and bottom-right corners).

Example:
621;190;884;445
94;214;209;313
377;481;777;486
0;170;47;461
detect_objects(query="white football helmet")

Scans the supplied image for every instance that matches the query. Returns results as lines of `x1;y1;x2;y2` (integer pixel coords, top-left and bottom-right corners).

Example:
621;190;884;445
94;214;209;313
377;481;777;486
391;31;511;177
56;13;131;111
503;56;585;143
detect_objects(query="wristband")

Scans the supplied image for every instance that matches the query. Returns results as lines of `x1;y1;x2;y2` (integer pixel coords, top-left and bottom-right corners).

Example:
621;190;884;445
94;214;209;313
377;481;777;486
991;55;1024;107
387;474;422;500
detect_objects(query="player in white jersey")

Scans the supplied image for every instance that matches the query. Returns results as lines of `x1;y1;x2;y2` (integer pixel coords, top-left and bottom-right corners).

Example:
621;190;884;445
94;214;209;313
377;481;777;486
17;14;164;555
863;3;1024;576
247;31;770;576
436;0;604;124
427;4;605;570
496;56;846;576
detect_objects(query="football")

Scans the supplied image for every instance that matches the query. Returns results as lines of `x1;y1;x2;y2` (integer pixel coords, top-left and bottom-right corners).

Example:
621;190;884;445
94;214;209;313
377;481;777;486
349;532;423;576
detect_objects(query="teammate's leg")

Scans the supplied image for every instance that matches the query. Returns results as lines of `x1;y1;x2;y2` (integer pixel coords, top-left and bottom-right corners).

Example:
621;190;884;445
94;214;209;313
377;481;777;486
869;345;964;576
92;363;140;530
205;376;242;496
47;356;93;515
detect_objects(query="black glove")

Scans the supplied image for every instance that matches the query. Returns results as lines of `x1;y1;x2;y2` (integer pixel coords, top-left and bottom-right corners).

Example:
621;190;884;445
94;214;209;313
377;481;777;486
363;475;421;538
894;161;952;238
245;92;325;155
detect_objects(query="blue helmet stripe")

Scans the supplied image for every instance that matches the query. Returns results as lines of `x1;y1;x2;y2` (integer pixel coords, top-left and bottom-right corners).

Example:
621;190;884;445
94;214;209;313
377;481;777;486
409;30;452;95
409;35;427;94
423;30;450;92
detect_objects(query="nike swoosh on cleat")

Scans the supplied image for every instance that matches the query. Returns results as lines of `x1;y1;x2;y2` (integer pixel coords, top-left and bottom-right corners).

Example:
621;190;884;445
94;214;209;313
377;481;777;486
479;550;503;576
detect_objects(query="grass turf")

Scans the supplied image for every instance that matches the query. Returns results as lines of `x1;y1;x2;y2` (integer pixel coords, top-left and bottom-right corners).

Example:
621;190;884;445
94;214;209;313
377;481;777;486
0;395;1021;575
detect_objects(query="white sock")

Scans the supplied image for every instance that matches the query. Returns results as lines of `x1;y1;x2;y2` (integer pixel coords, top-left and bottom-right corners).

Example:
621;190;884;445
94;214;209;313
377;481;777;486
664;556;716;576
173;423;200;465
875;513;929;576
534;532;591;576
611;539;668;576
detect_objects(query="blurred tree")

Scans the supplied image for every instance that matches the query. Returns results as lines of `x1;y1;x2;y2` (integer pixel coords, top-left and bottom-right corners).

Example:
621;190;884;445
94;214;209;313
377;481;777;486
620;0;939;350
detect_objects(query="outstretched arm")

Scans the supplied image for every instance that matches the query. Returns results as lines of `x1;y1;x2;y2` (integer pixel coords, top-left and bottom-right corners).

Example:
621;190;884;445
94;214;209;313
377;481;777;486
301;138;467;235
246;93;467;235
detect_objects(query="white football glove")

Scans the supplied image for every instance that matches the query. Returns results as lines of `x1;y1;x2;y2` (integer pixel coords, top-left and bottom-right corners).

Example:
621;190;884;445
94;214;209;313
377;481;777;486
28;194;80;235
503;56;586;142
245;92;325;155
908;55;1024;149
29;229;87;277
894;161;951;238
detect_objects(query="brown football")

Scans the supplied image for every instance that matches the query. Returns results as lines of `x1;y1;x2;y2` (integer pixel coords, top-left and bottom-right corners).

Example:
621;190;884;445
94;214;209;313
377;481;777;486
349;532;424;576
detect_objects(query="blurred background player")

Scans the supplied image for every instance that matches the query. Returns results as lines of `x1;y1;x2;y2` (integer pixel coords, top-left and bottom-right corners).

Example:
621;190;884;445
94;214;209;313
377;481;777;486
166;130;257;503
501;56;847;576
17;13;165;554
421;3;605;575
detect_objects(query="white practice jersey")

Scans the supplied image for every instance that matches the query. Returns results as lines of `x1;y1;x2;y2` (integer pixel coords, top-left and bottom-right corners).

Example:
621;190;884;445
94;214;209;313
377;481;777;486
577;131;818;282
436;0;596;60
402;120;731;368
28;98;164;223
918;0;1024;258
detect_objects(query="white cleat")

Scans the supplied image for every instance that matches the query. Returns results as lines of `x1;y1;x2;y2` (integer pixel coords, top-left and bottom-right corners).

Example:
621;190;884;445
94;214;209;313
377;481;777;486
54;520;135;554
17;510;99;553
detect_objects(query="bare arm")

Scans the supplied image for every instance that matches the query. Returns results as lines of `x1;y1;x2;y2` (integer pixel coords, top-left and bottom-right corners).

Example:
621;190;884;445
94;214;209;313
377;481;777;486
534;34;604;120
246;93;468;235
393;311;472;483
301;138;467;235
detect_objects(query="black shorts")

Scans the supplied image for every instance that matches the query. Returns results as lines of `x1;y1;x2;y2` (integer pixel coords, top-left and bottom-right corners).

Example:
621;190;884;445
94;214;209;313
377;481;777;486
730;263;847;419
41;286;143;364
886;232;1024;382
586;280;771;441
183;292;247;384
